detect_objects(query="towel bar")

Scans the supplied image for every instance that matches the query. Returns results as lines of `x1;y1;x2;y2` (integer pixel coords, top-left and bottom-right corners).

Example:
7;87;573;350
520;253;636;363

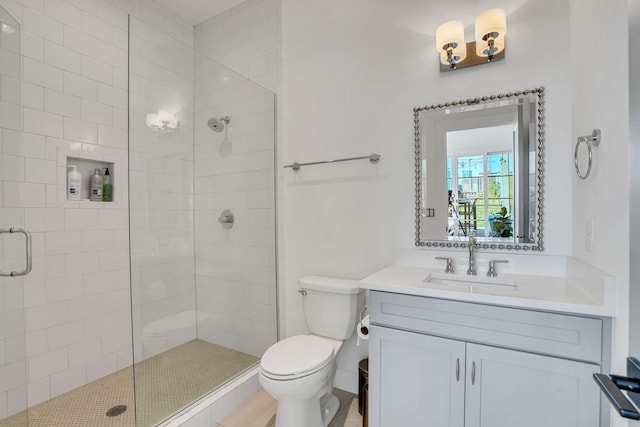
284;153;381;171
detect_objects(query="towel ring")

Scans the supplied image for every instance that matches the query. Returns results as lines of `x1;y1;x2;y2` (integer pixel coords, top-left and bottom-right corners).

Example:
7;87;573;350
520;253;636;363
574;129;601;179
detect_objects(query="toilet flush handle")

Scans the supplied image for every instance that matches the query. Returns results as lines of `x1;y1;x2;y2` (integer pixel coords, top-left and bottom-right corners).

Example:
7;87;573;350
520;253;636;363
298;289;307;296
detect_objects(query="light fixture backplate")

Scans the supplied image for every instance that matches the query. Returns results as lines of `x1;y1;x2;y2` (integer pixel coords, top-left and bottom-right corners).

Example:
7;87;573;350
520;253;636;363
439;40;506;72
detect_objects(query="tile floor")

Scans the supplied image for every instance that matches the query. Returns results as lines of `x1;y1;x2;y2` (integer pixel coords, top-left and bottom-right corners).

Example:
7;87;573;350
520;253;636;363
216;388;362;427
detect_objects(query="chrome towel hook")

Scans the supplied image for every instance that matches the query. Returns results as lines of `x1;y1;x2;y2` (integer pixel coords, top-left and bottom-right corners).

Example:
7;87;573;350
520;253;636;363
574;129;601;179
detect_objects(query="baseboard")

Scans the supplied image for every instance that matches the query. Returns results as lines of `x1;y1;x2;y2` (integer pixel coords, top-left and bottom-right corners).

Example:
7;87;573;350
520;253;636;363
334;367;358;394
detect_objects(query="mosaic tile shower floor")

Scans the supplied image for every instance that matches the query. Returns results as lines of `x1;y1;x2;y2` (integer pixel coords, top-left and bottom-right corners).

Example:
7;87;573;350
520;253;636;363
0;340;258;427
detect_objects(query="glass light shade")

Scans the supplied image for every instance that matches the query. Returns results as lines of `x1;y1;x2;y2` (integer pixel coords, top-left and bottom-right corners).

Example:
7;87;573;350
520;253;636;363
435;20;467;65
158;110;177;128
146;113;160;129
146;111;178;131
474;8;507;56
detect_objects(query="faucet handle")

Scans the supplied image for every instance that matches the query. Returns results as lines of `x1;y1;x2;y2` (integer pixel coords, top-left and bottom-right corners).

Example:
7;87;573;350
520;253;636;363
435;257;455;274
487;260;508;277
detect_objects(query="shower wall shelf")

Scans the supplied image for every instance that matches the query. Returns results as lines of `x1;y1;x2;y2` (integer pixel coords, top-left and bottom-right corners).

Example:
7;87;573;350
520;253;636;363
58;145;124;209
284;153;381;171
67;157;115;202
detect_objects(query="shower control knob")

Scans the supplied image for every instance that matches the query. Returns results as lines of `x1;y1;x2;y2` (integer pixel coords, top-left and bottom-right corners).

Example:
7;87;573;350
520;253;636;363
218;210;234;229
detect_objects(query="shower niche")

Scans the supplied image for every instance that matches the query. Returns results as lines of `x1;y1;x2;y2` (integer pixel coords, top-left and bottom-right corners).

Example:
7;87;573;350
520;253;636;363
66;157;115;202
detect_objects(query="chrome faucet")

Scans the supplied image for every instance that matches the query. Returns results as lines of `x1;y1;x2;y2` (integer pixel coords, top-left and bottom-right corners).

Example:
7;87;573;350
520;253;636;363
467;231;477;275
435;257;455;274
487;260;508;277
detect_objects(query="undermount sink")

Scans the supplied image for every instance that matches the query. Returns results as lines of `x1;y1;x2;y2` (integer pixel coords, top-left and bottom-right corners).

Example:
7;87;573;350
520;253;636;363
423;273;517;289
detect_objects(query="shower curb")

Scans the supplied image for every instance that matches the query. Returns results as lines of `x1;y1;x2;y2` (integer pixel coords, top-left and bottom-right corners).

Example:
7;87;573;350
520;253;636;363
158;366;261;427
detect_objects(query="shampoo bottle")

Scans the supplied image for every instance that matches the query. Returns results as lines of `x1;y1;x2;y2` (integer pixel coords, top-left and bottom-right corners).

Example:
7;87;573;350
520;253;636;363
90;168;103;201
102;167;112;202
67;165;81;201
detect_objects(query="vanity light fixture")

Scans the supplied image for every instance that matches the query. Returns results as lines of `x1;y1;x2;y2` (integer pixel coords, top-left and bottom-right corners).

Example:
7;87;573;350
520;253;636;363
146;110;178;133
435;8;507;72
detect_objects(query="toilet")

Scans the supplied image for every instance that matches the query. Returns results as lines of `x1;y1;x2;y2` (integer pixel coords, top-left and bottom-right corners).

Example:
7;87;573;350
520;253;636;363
259;276;362;427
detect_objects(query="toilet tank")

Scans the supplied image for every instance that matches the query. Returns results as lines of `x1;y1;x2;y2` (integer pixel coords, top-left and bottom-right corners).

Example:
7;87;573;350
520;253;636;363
299;276;362;340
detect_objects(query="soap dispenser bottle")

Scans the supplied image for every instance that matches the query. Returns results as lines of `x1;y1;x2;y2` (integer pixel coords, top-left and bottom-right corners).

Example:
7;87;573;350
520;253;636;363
102;167;112;202
90;168;103;201
67;165;82;201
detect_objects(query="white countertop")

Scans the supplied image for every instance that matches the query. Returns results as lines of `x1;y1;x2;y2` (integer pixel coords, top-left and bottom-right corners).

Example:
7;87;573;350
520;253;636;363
359;264;616;317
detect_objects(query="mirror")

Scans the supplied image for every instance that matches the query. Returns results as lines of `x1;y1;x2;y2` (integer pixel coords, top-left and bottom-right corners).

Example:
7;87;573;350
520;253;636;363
414;87;544;251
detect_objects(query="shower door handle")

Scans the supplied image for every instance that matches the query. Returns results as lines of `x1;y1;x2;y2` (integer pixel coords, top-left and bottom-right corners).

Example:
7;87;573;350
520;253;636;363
0;228;32;277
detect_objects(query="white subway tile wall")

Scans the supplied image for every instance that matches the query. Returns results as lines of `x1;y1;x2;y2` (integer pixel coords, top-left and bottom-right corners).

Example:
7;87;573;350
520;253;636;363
0;0;195;417
195;0;281;93
128;15;197;361
0;0;282;422
195;0;284;349
193;0;279;359
0;7;28;420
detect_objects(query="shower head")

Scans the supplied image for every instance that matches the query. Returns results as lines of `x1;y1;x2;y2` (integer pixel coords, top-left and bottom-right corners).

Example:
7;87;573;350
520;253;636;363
207;116;230;132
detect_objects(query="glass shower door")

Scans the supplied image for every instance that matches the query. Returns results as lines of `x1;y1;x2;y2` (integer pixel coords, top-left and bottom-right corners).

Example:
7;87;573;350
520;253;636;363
128;15;277;425
0;5;28;426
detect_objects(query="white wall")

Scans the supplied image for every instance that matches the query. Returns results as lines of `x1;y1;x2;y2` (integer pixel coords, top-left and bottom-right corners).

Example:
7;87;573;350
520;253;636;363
630;0;640;361
282;0;572;392
569;2;630;425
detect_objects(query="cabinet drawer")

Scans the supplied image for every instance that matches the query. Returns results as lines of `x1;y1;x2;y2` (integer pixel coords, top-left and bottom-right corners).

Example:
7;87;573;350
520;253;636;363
370;291;602;364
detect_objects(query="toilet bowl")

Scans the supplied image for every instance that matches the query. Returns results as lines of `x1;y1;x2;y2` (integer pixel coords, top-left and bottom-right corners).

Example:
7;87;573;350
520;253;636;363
259;335;343;427
258;276;362;427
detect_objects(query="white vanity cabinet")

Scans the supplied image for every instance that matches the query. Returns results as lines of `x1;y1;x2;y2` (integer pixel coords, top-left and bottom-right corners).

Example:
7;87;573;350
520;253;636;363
464;343;600;427
372;326;466;426
368;291;605;427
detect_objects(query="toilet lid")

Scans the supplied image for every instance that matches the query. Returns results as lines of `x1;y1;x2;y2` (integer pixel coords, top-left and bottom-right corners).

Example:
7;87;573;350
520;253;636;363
261;335;334;378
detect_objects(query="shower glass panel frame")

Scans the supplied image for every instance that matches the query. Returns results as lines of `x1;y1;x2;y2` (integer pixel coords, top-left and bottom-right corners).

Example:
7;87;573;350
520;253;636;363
0;6;28;426
128;16;278;426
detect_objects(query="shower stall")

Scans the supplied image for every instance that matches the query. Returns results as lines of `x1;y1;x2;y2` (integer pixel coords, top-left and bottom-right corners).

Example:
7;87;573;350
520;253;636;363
0;7;277;427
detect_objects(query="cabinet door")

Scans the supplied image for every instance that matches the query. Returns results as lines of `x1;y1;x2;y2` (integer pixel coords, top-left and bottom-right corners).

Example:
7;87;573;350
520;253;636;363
369;326;466;427
465;343;600;427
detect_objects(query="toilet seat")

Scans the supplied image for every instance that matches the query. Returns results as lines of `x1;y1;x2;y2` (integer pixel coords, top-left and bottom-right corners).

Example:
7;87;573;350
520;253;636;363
261;335;335;380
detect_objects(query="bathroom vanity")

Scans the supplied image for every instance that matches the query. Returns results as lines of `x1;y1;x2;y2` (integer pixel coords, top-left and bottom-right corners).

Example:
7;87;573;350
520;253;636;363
359;264;616;427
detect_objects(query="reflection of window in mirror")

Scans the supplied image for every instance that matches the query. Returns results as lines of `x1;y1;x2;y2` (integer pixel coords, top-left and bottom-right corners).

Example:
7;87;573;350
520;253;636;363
445;125;514;239
415;87;543;250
